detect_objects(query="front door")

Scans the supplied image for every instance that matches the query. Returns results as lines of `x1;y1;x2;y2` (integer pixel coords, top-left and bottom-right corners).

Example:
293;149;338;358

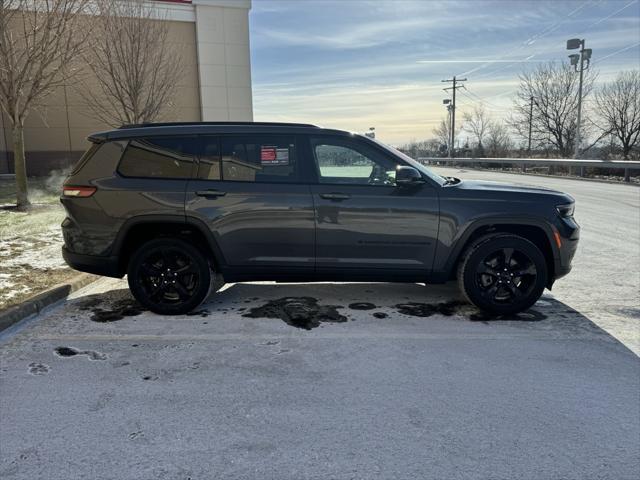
308;136;439;275
185;134;315;275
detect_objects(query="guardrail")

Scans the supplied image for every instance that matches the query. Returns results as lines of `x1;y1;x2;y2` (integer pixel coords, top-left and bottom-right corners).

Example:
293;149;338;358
417;157;640;182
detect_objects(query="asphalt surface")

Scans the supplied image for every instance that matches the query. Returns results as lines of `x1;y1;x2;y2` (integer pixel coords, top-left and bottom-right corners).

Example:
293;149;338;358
1;170;639;480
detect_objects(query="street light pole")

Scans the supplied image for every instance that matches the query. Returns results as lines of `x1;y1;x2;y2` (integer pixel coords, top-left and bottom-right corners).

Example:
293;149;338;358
575;47;585;159
442;98;451;156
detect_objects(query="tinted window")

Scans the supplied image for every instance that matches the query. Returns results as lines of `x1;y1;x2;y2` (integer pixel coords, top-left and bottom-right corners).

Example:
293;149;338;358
311;138;399;186
71;143;100;174
118;136;197;178
197;136;221;180
221;135;297;183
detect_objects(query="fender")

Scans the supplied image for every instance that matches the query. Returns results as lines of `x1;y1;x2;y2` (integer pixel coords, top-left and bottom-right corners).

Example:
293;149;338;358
111;214;186;256
434;214;560;281
110;214;228;274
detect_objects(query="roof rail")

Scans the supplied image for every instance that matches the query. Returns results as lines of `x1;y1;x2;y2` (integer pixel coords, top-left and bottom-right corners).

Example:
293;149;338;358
118;121;318;129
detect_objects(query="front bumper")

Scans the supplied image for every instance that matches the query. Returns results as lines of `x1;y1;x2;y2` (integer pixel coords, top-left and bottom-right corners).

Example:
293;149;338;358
553;216;580;282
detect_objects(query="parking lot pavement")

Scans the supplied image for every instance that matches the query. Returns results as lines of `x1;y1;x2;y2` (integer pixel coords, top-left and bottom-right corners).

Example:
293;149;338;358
1;278;639;480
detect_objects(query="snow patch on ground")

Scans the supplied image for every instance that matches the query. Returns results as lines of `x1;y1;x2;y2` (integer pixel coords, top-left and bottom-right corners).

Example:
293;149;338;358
0;204;70;307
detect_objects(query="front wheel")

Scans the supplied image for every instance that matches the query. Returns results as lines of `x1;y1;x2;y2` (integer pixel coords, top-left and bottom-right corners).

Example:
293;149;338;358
127;238;213;315
457;234;548;315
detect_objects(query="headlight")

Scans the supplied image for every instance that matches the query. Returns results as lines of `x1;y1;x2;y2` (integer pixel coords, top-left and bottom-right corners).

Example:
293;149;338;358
556;203;575;217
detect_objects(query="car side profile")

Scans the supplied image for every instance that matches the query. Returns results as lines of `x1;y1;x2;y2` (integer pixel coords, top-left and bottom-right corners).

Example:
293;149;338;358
61;122;579;316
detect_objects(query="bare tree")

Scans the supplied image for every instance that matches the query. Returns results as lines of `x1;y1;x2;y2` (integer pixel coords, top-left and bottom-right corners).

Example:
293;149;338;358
485;120;512;158
463;105;491;155
510;61;596;158
0;0;90;208
399;138;441;159
594;70;640;159
81;0;183;126
433;116;462;155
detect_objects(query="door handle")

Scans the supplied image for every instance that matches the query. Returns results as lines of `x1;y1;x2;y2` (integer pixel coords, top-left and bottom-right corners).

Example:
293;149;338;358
320;193;351;201
195;189;227;198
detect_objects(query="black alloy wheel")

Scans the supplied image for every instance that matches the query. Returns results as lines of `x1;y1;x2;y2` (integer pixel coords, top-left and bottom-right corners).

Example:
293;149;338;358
127;238;212;315
458;234;547;315
476;247;537;303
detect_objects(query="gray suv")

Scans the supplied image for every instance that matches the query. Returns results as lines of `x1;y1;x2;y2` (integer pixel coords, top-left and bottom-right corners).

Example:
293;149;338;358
61;122;579;316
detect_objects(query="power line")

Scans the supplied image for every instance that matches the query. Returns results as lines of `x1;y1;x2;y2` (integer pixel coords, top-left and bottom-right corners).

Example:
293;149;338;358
579;0;638;31
594;41;640;64
459;88;510;112
473;0;636;81
459;1;593;79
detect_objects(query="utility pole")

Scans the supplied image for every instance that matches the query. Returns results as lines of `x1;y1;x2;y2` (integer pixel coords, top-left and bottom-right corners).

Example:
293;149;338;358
527;96;534;155
442;76;466;158
567;38;592;159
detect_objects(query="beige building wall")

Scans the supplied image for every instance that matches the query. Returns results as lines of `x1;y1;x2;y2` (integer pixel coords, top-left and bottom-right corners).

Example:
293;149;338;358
194;0;253;121
1;0;253;176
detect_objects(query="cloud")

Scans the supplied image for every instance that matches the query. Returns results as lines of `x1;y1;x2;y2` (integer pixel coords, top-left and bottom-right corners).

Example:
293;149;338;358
250;0;640;144
256;16;441;50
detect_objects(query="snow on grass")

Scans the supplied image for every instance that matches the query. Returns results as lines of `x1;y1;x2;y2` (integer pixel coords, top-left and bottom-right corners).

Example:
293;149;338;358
0;174;76;309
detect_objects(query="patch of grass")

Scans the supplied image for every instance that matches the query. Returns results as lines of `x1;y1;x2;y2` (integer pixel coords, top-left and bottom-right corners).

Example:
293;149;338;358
0;172;72;311
0;203;65;239
0;266;76;311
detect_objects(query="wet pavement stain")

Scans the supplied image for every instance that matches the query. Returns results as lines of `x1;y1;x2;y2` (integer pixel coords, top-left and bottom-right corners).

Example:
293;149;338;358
55;347;78;357
54;347;107;360
469;310;547;322
395;301;467;317
89;299;145;323
372;312;388;319
243;297;347;330
186;309;209;317
348;302;377;310
393;300;546;322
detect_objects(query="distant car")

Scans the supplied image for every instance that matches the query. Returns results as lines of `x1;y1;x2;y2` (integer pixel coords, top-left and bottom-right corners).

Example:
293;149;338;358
61;122;579;315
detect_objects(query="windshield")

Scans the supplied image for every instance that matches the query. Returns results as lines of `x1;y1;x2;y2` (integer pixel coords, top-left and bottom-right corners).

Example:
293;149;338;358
364;136;447;186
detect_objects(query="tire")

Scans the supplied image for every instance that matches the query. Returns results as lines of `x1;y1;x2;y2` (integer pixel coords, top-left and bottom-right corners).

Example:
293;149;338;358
457;234;548;315
127;238;214;315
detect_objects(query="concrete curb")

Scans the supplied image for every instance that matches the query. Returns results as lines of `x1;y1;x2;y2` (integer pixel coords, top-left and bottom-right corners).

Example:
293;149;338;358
0;273;98;332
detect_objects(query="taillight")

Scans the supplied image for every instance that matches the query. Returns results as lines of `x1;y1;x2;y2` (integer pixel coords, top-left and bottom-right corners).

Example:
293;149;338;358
63;186;97;197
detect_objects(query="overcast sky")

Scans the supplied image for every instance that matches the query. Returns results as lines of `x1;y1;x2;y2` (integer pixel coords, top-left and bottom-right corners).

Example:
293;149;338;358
249;0;640;145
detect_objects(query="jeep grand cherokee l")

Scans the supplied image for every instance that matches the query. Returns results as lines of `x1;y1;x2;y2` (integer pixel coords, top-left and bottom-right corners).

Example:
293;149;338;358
61;122;579;315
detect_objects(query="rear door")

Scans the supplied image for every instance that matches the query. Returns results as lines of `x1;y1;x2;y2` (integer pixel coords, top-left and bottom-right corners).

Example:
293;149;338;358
308;135;439;275
185;134;315;275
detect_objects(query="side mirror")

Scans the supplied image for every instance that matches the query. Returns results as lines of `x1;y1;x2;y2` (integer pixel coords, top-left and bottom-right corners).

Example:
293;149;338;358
396;166;424;186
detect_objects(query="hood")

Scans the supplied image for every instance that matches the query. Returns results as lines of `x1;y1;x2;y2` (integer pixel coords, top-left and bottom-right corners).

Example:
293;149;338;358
453;179;563;195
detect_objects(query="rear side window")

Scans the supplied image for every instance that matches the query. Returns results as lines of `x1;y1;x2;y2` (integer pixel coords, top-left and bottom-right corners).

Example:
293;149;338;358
70;143;100;174
118;136;197;179
215;135;297;183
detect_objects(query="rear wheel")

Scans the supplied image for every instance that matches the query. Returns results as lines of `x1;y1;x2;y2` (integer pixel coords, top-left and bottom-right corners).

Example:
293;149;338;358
457;234;547;315
127;238;213;315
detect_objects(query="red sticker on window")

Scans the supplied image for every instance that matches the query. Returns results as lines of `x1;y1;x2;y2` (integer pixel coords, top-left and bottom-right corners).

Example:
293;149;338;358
260;146;289;165
260;146;277;162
